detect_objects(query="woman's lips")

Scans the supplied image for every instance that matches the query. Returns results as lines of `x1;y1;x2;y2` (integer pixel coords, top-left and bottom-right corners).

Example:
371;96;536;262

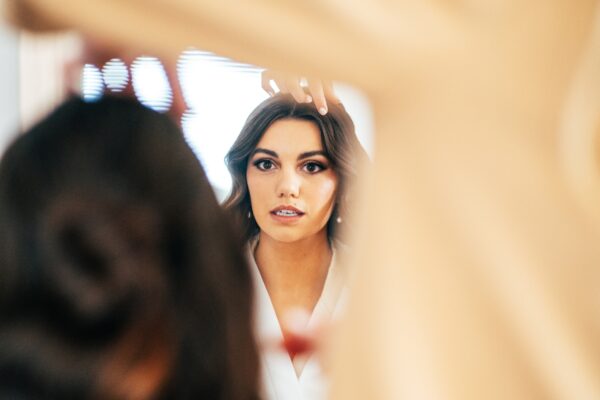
270;205;305;223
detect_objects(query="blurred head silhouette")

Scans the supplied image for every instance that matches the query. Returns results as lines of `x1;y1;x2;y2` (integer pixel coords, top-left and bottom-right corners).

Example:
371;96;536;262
0;96;259;399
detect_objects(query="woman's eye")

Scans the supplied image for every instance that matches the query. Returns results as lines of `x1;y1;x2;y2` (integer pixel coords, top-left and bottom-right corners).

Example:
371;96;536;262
255;159;275;171
302;162;326;173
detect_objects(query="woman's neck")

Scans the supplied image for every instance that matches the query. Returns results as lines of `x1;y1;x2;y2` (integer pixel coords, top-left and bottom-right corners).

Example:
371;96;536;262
254;230;332;317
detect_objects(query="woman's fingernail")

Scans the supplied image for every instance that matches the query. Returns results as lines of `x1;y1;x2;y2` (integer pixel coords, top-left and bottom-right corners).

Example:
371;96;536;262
319;107;327;115
305;95;312;103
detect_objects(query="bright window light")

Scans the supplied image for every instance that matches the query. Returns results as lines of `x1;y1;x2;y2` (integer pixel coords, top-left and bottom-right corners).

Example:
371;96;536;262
82;49;373;199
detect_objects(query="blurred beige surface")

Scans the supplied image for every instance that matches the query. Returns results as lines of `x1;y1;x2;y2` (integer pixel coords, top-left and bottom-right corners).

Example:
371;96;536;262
6;1;600;398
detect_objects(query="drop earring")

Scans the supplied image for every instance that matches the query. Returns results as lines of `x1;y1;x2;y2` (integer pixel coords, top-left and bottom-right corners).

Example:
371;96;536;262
336;215;342;224
248;211;252;219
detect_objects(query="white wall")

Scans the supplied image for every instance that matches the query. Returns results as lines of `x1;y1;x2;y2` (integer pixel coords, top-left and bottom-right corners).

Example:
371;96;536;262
0;22;19;154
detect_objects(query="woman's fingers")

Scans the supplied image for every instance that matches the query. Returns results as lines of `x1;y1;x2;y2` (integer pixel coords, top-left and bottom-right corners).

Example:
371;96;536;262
308;79;327;115
261;70;277;96
284;75;311;104
262;70;309;103
261;70;339;115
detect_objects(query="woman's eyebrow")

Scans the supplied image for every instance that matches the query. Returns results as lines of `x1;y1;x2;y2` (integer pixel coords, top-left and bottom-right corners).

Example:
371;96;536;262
252;148;278;158
298;150;327;160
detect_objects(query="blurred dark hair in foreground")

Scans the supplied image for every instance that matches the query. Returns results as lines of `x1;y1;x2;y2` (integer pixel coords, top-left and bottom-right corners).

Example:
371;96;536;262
0;96;259;399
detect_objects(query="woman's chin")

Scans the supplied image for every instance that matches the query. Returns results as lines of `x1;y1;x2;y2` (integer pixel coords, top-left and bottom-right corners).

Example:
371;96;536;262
258;226;307;243
260;226;328;245
265;232;304;243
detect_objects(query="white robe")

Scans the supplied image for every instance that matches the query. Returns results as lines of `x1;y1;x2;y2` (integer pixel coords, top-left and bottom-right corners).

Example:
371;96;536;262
247;241;346;400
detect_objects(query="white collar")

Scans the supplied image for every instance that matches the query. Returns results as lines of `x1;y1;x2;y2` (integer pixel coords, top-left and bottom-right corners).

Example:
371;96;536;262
247;237;346;396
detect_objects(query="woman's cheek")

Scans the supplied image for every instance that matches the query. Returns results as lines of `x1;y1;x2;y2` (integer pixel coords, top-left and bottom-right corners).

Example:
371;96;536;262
314;176;338;205
248;175;273;218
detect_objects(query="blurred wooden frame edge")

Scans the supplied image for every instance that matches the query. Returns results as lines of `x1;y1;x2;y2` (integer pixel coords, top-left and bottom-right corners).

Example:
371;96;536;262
3;0;66;32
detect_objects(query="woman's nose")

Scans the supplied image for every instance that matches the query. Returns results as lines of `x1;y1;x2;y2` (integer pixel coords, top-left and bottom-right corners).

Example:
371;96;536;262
276;169;300;198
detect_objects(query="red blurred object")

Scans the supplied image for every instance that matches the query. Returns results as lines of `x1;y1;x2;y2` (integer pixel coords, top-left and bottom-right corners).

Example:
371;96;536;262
281;330;315;360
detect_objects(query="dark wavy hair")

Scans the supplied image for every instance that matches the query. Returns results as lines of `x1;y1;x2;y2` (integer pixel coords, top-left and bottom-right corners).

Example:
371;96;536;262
223;94;368;243
0;97;259;400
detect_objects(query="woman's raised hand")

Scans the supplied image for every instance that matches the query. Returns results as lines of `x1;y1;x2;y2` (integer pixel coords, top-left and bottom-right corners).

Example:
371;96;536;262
261;70;340;115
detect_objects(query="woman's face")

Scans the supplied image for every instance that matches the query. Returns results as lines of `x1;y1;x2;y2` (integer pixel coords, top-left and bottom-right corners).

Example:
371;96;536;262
246;118;338;243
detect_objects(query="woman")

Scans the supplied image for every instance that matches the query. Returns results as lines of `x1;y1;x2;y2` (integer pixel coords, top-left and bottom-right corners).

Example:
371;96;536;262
0;96;259;399
224;94;368;400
